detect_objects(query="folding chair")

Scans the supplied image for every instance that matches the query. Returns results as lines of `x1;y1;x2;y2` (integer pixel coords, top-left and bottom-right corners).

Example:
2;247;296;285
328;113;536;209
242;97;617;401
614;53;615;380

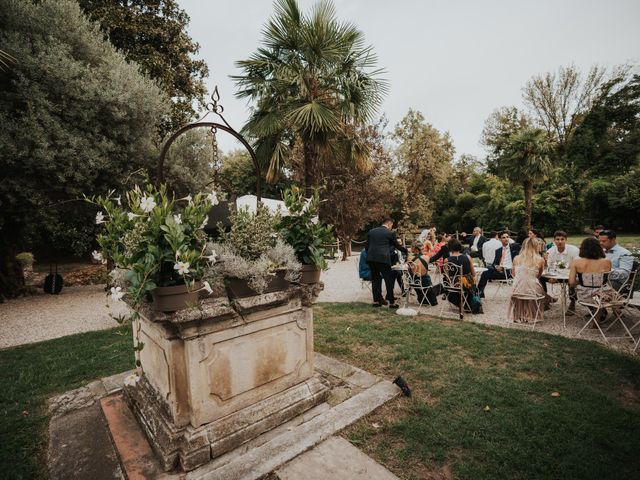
604;260;639;342
509;292;546;331
406;269;436;312
439;262;471;321
576;271;630;343
492;267;514;299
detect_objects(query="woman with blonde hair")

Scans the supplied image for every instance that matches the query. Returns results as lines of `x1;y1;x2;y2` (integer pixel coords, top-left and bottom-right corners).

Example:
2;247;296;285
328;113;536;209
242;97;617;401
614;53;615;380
508;237;546;323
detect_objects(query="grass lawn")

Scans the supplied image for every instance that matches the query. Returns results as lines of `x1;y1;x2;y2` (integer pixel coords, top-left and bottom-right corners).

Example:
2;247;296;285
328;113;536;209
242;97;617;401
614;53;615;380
1;306;639;479
0;325;134;480
314;303;640;480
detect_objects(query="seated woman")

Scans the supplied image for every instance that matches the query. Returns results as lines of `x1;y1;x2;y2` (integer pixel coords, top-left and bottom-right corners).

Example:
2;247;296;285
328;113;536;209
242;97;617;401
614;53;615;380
508;238;546;323
421;239;434;258
443;239;482;314
569;237;615;322
407;241;437;306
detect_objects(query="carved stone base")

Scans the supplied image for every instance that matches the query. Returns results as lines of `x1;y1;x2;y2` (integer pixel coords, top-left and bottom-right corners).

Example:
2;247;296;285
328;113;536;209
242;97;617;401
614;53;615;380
125;373;329;471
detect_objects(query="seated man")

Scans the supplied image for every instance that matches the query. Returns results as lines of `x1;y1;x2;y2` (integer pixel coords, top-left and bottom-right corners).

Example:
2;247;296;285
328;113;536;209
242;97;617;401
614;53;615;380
482;231;501;266
477;231;521;297
407;241;438;306
542;230;580;311
463;227;487;261
599;230;633;291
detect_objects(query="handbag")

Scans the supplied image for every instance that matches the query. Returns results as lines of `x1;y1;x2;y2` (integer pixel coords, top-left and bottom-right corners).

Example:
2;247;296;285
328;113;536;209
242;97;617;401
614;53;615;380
43;264;64;295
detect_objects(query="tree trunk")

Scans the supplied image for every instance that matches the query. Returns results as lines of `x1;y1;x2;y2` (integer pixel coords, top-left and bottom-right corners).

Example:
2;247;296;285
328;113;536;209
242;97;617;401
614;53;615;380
341;236;351;260
523;180;533;230
302;141;317;197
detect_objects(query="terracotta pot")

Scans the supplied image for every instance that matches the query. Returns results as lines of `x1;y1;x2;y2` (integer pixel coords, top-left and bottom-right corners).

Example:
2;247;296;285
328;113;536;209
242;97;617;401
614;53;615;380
299;264;321;284
151;283;201;312
226;270;289;299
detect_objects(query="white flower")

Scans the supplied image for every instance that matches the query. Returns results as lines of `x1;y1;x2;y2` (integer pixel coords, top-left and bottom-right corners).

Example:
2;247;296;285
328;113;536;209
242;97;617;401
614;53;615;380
180;194;193;203
173;214;182;224
206;250;217;264
110;286;125;301
174;261;190;275
200;215;209;229
95;211;106;224
123;373;140;387
92;250;103;262
127;212;137;221
201;281;213;295
206;191;219;206
139;195;156;213
114;196;121;206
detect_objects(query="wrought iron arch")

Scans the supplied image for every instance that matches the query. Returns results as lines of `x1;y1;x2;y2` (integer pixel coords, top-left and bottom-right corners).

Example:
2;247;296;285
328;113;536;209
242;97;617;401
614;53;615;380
156;88;261;201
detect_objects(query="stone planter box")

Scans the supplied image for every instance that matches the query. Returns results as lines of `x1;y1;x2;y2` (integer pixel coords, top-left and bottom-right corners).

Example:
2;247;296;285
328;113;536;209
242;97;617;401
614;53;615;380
124;283;327;472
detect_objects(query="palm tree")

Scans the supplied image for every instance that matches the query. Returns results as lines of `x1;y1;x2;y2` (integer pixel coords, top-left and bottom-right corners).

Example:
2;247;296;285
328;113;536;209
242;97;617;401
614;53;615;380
233;0;387;195
495;128;552;229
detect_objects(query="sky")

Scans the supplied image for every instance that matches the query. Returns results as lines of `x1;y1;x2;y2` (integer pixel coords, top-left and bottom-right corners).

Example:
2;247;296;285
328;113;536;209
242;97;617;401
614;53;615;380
178;0;640;160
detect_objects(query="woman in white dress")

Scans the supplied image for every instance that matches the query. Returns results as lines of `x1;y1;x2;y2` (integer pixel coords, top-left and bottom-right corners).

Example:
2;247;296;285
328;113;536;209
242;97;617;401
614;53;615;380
508;238;546;323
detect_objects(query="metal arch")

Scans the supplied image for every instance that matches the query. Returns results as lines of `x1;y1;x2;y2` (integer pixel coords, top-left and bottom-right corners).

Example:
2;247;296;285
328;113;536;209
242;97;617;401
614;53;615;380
156;117;261;201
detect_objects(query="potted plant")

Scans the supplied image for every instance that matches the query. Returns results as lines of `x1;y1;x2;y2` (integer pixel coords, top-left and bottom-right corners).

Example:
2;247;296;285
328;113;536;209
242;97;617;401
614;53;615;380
87;184;219;312
211;204;301;298
279;187;334;284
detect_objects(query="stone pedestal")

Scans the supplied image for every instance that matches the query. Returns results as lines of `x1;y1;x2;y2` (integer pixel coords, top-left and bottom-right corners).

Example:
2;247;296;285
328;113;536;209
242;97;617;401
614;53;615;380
124;284;329;471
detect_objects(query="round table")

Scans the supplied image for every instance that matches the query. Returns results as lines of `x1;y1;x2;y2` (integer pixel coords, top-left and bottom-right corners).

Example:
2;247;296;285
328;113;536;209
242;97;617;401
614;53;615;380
542;270;570;327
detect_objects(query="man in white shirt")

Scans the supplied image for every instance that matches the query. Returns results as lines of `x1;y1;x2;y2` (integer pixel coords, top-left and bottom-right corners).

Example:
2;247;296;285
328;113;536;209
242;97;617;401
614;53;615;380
482;231;501;267
542;231;580;311
478;231;521;297
545;231;580;267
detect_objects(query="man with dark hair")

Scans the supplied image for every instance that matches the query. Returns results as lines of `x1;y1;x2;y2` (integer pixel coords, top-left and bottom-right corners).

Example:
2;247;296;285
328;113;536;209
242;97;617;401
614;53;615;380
593;225;605;238
366;218;399;308
482;231;501;265
598;230;633;290
477;230;521;297
543;230;580;312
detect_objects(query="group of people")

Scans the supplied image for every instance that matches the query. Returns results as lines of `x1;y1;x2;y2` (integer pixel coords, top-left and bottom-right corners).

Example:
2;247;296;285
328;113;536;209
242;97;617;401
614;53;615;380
360;219;636;323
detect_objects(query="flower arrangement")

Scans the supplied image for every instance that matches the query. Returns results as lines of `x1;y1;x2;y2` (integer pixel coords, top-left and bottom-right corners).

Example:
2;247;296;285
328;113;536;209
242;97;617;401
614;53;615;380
278;187;334;269
211;204;301;294
556;260;567;270
87;184;219;307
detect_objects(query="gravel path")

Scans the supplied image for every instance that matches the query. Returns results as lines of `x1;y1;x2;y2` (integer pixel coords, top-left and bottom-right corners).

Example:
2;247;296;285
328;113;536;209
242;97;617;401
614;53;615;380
1;257;637;355
0;285;130;349
319;256;640;356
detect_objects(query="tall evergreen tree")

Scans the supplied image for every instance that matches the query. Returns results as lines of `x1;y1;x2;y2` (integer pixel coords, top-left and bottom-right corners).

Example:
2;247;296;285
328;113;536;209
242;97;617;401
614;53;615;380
79;0;209;135
0;0;167;299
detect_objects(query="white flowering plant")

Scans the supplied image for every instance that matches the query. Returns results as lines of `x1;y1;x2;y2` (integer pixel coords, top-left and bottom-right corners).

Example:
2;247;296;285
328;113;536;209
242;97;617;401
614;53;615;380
87;184;219;306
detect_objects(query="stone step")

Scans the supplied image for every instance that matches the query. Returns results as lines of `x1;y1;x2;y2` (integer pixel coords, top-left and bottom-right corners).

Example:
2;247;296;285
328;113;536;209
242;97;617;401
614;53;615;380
276;436;399;480
48;403;125;480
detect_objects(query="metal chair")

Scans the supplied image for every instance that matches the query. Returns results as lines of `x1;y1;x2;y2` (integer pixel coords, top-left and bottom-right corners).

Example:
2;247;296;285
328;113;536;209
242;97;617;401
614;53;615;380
604;260;639;343
492;267;514;299
509;292;546;330
576;271;629;343
439;262;471;321
405;268;436;312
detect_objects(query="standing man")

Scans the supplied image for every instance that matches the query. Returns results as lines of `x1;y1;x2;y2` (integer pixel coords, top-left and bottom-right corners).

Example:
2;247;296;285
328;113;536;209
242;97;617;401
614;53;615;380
477;231;521;297
599;230;634;291
366;218;399;308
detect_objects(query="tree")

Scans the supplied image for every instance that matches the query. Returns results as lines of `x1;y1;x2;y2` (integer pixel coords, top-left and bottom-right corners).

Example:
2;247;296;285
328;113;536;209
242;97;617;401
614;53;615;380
522;64;627;150
392;110;455;230
481;106;531;159
233;0;387;196
319;122;396;259
0;0;167;299
489;128;552;230
78;0;209;135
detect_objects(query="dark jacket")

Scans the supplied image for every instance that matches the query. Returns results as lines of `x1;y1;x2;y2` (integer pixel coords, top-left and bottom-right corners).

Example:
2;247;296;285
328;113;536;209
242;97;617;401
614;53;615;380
359;250;371;280
365;226;397;265
466;234;487;254
490;243;521;267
